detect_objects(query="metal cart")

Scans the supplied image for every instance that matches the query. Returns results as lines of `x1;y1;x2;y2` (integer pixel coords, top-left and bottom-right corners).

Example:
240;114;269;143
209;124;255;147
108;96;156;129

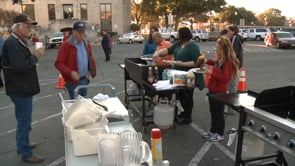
60;83;135;166
208;86;295;166
124;58;193;132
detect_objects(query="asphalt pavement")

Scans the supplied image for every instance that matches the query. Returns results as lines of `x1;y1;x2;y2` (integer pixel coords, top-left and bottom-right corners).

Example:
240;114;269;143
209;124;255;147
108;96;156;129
0;40;295;166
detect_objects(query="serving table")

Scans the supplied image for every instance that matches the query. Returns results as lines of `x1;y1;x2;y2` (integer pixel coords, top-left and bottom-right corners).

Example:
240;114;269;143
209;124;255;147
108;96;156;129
62;84;152;166
124;58;195;131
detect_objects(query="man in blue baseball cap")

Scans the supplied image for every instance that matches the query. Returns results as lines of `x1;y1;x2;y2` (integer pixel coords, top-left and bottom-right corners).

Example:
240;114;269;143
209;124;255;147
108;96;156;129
55;21;97;99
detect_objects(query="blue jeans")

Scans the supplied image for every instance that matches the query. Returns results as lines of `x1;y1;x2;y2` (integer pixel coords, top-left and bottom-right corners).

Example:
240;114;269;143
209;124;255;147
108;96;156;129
10;96;33;160
65;78;89;99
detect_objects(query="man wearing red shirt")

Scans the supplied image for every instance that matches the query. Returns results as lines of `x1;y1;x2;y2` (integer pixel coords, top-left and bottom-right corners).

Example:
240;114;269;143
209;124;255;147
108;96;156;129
152;32;173;67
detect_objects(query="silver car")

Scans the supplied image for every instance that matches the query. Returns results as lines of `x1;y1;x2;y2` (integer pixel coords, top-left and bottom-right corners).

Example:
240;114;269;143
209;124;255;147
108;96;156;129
49;32;64;48
191;29;209;42
117;33;144;44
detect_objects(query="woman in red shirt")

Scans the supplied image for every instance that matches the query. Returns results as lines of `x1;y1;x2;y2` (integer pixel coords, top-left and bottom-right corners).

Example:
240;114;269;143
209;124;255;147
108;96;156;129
200;36;240;142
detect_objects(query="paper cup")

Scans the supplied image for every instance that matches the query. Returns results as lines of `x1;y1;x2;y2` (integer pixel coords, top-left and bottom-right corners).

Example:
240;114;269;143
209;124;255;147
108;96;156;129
35;42;43;49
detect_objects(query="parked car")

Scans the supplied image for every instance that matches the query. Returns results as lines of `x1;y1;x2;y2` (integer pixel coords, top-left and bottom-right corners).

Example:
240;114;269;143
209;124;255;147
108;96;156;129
49;32;63;48
191;29;209;42
239;29;249;41
197;29;209;42
208;31;220;41
160;28;178;43
279;28;295;36
273;31;295;48
247;28;271;41
117;33;144;44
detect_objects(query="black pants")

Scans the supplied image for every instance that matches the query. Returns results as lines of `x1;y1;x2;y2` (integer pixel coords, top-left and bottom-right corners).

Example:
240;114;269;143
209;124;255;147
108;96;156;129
178;88;195;119
103;46;110;61
0;66;3;87
208;95;225;136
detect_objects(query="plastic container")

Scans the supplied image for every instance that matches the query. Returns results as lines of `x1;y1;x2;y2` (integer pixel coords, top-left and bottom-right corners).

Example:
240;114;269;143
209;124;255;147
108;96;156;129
161;160;170;166
63;95;104;130
153;99;174;129
172;70;187;86
71;126;106;156
151;128;163;166
66;117;108;142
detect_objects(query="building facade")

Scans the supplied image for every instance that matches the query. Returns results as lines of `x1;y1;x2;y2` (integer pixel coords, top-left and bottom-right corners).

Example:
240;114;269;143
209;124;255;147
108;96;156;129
0;0;131;35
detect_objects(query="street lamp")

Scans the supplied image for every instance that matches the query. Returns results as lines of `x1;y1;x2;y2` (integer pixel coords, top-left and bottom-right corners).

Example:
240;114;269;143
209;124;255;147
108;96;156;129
234;11;238;25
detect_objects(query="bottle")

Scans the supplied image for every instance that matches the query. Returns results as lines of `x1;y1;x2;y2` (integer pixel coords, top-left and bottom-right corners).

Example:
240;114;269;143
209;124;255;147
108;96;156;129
128;109;134;123
162;69;167;80
153;66;159;83
151;128;163;166
148;66;154;83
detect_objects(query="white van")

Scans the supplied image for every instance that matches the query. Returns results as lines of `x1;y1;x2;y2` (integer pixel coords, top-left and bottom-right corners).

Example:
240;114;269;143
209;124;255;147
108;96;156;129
247;28;271;41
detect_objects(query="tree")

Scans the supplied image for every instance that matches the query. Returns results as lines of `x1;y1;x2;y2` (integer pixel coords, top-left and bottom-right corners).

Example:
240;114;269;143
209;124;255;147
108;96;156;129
0;8;19;26
218;5;258;26
257;8;285;26
140;0;226;30
131;0;143;26
130;23;140;32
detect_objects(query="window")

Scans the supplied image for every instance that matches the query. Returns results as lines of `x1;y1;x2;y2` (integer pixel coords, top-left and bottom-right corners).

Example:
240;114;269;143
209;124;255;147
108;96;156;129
256;29;266;33
100;3;112;32
63;4;73;19
80;4;87;20
48;4;56;20
21;4;35;21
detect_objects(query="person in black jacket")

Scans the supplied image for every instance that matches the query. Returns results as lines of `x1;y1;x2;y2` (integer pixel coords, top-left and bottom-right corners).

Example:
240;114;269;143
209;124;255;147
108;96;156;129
228;25;243;69
0;31;4;88
225;25;244;114
101;29;110;61
2;14;45;163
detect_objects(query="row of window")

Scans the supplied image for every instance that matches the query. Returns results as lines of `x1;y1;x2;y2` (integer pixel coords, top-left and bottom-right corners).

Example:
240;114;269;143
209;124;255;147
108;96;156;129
21;3;112;32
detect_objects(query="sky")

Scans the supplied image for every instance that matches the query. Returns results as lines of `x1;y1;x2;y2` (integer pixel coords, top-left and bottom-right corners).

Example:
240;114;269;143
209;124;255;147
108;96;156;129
226;0;294;18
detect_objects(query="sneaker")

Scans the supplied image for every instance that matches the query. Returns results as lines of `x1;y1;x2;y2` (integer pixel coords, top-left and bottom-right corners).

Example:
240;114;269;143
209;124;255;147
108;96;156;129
209;134;224;142
201;131;214;139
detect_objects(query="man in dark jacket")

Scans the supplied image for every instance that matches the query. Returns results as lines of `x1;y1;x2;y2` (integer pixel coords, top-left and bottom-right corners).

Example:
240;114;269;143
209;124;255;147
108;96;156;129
0;31;4;87
55;21;97;99
2;14;45;163
101;29;110;61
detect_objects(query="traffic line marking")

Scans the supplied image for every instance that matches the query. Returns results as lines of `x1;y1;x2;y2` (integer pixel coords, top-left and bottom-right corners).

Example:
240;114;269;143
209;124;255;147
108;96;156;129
189;123;235;166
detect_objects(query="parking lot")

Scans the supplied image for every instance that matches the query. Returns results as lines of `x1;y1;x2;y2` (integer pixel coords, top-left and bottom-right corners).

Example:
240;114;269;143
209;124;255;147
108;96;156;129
0;40;295;166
